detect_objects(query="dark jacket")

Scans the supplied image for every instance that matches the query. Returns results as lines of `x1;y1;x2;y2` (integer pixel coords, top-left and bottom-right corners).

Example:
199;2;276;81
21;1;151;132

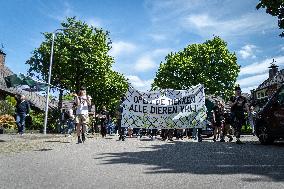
15;100;30;114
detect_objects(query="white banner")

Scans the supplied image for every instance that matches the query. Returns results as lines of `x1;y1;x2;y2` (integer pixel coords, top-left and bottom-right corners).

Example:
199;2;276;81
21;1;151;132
121;84;207;129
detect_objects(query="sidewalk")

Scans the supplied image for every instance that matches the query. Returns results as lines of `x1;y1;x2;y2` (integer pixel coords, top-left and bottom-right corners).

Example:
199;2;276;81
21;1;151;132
0;133;70;154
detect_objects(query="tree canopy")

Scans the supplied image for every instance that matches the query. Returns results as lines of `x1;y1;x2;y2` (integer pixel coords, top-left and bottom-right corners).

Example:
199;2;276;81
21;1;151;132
26;17;128;112
152;36;239;100
256;0;284;37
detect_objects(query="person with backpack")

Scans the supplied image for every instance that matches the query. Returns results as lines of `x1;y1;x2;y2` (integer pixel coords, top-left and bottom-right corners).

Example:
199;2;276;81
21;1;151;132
74;87;91;143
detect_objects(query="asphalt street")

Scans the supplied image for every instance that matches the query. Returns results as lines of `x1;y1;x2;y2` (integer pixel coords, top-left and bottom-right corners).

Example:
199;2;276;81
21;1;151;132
0;134;284;189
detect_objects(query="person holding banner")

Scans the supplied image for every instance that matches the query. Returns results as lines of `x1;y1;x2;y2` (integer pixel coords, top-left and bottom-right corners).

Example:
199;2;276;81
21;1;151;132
116;96;126;141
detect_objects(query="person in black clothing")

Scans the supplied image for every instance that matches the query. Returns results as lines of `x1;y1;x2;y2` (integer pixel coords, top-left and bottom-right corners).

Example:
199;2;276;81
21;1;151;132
117;96;126;141
98;106;109;138
212;100;224;142
15;94;30;135
229;86;249;144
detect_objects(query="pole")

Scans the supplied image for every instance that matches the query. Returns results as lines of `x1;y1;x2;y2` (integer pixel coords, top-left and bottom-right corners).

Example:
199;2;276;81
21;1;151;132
43;32;55;135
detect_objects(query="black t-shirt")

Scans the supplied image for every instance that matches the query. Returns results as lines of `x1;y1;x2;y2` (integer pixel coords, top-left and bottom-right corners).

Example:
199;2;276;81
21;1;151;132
212;105;224;122
100;110;110;124
230;95;247;113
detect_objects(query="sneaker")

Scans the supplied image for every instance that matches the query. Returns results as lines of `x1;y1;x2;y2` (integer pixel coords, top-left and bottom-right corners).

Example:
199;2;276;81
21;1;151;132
77;138;82;144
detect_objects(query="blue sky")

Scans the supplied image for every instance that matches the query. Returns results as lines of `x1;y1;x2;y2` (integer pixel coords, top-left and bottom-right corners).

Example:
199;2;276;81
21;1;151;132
0;0;283;94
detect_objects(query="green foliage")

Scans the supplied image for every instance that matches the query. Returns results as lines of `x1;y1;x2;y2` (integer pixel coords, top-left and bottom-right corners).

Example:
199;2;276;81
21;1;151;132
5;95;17;107
152;36;239;100
26;17;128;116
256;0;284;37
0;100;15;116
26;110;44;130
62;93;74;101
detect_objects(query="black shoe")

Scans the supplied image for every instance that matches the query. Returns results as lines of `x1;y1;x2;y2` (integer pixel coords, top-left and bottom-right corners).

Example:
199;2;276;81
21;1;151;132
82;133;85;143
229;136;233;142
220;139;225;142
213;138;216;142
236;140;244;144
77;138;82;144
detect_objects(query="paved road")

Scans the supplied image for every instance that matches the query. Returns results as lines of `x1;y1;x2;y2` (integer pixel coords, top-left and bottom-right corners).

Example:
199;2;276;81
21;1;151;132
0;134;284;189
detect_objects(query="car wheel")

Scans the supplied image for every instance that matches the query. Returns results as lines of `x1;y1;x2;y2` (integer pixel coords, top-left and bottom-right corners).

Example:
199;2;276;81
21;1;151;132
258;125;275;145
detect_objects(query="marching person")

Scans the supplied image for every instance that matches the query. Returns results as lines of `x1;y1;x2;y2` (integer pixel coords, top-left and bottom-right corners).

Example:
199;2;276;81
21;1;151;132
229;86;250;144
98;105;110;138
116;96;126;141
212;100;224;142
74;87;91;144
15;94;30;135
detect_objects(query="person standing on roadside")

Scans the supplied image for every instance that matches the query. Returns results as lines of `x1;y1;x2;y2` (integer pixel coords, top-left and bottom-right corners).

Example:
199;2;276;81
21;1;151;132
74;87;91;144
229;86;250;144
15;94;30;135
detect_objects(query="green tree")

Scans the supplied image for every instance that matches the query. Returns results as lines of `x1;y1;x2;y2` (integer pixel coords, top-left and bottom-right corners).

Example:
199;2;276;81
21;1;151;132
152;36;239;100
26;17;128;113
256;0;284;37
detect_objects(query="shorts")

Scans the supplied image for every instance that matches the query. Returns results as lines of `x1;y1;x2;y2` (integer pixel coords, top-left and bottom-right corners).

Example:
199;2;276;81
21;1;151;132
75;114;89;124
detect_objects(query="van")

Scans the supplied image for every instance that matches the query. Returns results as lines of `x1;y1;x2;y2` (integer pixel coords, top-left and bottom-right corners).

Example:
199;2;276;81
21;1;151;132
255;85;284;144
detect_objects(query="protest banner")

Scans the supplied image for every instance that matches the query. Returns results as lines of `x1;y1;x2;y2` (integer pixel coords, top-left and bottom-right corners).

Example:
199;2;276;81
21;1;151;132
121;84;207;129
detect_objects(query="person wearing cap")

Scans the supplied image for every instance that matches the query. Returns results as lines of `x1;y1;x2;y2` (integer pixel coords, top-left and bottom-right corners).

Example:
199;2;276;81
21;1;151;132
74;87;91;143
229;86;250;144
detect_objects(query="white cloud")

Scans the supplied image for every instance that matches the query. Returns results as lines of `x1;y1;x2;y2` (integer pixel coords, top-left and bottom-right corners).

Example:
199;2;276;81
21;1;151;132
237;73;268;88
127;75;153;92
281;46;284;52
134;55;156;72
132;48;171;72
149;34;167;42
238;44;257;59
182;12;274;38
86;18;102;28
241;85;259;94
109;41;137;57
240;56;284;76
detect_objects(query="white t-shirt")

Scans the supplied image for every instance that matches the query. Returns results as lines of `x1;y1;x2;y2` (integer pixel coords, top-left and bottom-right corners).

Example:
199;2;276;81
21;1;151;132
75;95;89;115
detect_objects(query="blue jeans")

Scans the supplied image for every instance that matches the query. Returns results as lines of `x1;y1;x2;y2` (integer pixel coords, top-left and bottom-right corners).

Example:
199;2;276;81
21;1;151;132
67;119;75;134
16;113;26;134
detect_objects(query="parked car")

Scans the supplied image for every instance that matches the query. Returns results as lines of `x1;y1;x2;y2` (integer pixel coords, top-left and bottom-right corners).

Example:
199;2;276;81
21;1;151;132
255;85;284;144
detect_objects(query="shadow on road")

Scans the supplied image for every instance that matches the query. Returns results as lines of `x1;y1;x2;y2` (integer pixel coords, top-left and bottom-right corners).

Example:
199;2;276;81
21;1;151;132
96;140;284;181
34;148;53;151
0;139;6;142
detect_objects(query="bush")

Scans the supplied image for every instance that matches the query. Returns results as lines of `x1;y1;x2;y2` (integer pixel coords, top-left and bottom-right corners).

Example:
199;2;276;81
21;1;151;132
0;100;15;116
0;114;16;130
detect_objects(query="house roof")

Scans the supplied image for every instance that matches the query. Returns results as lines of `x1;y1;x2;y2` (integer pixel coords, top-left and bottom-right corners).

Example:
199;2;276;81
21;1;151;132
0;64;57;110
255;69;284;91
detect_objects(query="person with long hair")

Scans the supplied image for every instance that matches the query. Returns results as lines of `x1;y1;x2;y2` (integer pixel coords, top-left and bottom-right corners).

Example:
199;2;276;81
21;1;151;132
74;87;91;143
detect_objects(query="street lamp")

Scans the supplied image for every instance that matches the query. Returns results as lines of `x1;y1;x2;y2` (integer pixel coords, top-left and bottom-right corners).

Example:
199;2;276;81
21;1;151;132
43;28;71;134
